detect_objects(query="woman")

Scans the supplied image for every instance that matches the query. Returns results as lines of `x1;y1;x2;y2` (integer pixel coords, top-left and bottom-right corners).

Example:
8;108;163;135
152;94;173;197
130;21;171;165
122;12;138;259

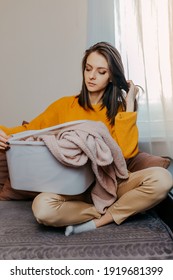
0;42;172;236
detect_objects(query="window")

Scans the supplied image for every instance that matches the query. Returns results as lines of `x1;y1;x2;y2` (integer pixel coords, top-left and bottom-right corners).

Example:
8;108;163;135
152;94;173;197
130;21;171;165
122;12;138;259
114;0;173;157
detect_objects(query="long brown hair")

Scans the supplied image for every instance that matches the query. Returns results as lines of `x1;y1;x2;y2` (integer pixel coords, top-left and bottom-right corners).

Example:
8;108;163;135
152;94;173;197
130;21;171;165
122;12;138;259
77;42;137;126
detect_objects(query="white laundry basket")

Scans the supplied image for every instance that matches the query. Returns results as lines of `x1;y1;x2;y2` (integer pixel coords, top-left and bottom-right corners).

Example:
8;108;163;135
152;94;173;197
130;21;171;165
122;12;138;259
6;121;95;195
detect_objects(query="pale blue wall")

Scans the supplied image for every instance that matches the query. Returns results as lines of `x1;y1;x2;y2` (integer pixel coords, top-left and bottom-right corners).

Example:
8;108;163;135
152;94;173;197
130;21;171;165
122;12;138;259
87;0;115;47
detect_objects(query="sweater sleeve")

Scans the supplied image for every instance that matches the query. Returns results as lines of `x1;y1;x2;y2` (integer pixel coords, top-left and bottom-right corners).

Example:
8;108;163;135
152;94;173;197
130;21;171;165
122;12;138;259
111;112;139;159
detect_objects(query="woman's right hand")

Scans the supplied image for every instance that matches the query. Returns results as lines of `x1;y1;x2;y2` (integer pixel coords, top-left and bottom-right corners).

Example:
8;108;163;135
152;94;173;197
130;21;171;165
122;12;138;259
0;129;10;150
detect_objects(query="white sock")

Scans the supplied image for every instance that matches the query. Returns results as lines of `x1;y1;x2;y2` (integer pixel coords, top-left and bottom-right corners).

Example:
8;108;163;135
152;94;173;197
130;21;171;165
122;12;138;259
65;220;96;236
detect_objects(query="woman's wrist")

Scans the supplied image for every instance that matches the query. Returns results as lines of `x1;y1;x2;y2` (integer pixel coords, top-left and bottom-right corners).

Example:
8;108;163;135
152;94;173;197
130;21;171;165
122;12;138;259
126;100;135;112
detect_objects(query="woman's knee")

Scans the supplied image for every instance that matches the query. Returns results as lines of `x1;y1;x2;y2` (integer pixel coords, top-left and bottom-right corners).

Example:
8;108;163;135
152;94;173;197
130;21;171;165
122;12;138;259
147;167;173;199
32;192;64;226
32;192;101;227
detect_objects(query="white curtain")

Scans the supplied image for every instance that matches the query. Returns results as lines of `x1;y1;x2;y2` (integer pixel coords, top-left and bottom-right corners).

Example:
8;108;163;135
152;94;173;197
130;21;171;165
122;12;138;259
114;0;173;158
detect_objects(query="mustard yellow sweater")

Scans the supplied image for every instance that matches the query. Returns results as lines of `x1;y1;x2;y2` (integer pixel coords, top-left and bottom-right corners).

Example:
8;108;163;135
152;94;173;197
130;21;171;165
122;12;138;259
0;96;139;158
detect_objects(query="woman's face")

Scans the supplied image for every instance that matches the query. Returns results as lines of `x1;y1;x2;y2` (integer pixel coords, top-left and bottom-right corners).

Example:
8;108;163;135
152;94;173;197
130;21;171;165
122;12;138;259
84;51;110;96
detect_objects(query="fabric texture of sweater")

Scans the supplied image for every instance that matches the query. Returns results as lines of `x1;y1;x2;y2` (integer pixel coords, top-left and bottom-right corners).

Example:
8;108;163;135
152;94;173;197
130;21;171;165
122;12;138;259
0;95;139;158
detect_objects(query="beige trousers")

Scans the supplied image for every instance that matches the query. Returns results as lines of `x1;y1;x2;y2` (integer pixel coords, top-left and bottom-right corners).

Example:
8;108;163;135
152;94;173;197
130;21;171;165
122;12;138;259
32;167;173;227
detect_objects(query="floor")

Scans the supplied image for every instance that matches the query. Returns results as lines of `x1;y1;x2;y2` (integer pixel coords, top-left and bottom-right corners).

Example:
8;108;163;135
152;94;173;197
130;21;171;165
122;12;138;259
0;200;173;260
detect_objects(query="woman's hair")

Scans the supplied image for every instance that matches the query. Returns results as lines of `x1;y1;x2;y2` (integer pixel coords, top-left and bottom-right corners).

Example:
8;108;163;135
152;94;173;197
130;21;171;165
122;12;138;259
77;41;137;126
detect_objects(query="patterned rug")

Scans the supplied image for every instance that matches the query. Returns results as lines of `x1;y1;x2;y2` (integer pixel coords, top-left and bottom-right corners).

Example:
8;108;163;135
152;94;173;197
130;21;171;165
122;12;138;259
0;201;173;260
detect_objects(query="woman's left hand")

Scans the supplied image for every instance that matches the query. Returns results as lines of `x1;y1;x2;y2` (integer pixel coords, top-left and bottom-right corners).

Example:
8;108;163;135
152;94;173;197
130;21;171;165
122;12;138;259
125;80;139;112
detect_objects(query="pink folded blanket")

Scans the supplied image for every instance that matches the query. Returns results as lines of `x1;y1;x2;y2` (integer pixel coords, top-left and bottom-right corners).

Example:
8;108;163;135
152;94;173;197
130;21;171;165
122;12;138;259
41;121;129;213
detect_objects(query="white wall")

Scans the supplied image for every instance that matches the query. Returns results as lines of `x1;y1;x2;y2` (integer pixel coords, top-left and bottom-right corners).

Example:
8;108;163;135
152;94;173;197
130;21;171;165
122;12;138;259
0;0;87;126
87;0;115;47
